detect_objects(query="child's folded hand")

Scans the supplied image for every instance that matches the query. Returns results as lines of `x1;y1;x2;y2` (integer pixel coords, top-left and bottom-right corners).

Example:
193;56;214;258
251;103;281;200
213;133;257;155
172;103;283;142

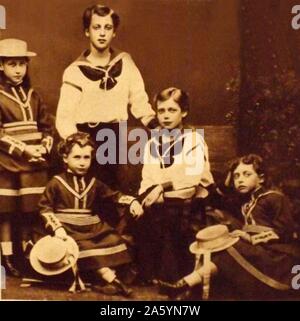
231;229;251;242
36;145;47;155
142;185;164;208
25;145;48;163
24;145;43;159
129;200;144;219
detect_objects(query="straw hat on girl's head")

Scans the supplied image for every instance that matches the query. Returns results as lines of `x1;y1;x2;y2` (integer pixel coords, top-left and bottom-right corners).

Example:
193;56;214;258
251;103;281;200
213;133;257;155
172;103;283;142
0;39;36;57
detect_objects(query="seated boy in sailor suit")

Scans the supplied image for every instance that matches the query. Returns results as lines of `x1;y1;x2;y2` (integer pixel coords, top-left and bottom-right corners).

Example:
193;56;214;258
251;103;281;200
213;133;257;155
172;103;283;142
132;87;214;284
37;132;144;296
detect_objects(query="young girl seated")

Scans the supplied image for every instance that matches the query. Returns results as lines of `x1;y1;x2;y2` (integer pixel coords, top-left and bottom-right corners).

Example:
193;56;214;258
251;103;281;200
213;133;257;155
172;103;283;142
37;132;144;296
0;39;54;276
133;87;214;283
159;154;300;300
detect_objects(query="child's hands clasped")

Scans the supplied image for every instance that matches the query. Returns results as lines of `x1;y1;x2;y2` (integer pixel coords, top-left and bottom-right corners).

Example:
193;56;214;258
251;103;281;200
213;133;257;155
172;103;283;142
129;200;144;219
24;144;46;162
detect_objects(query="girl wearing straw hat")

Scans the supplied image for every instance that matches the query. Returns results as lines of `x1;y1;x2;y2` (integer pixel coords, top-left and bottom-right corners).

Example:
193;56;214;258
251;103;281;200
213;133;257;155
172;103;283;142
0;38;54;277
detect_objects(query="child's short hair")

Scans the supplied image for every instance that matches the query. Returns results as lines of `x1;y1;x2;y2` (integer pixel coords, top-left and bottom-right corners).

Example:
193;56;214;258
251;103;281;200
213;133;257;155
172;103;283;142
58;132;95;157
227;154;267;188
82;4;120;31
153;87;190;112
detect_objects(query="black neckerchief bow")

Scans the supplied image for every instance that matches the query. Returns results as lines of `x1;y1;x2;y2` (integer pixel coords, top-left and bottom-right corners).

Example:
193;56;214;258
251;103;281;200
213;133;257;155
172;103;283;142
150;134;185;168
78;59;122;90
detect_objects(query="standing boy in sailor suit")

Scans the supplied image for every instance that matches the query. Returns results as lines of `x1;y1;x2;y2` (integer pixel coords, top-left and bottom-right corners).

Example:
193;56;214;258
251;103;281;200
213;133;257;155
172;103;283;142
56;4;157;188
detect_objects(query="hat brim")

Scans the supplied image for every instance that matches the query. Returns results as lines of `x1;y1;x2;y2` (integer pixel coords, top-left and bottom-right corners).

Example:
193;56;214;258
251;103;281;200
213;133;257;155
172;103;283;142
0;51;37;57
189;235;239;254
30;236;79;276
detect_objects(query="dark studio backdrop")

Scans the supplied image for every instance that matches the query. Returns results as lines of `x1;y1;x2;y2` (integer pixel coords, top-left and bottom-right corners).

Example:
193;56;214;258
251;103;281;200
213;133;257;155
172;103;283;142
0;0;240;125
0;0;300;195
0;0;240;191
238;0;300;213
1;0;300;303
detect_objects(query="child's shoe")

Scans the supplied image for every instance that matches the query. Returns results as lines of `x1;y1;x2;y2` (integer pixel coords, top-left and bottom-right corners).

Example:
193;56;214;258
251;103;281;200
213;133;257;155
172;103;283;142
2;255;21;277
112;278;133;297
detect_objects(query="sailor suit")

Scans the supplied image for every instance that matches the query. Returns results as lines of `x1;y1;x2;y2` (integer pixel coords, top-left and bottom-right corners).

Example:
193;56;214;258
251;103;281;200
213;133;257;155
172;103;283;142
211;187;300;299
38;172;135;270
0;79;53;213
133;128;214;282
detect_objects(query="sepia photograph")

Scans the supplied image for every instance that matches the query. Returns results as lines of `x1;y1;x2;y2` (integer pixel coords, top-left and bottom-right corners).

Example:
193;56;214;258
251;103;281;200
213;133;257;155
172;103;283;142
0;0;300;304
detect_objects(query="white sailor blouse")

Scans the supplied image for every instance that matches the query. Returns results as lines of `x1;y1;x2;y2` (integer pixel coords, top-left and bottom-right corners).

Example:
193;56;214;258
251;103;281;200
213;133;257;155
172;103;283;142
0;80;54;172
139;128;214;197
39;172;136;233
56;48;156;139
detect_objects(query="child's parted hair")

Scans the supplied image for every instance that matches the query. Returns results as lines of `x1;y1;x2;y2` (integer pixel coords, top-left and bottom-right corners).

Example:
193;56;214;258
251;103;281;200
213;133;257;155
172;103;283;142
227;154;267;188
82;4;120;31
58;132;95;157
153;87;190;112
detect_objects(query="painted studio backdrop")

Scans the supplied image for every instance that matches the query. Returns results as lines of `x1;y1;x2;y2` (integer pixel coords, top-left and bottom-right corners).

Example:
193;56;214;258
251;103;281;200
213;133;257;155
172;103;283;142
1;0;300;303
1;0;300;191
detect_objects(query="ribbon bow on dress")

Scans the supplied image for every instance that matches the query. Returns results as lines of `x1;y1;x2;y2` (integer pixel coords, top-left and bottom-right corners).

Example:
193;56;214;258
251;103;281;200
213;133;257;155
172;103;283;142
79;59;123;90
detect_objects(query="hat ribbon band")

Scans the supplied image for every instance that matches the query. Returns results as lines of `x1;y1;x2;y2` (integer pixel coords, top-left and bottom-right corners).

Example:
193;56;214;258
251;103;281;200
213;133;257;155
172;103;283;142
196;234;235;250
39;254;74;270
69;262;86;293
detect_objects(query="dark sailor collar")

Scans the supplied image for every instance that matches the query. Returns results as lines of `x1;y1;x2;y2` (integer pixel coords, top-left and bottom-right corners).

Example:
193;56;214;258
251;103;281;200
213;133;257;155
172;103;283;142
250;187;283;201
72;48;128;90
55;172;96;200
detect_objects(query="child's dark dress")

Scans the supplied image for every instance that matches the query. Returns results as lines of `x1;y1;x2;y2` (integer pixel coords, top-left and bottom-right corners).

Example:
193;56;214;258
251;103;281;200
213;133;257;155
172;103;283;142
0;79;53;215
38;171;133;271
211;187;300;299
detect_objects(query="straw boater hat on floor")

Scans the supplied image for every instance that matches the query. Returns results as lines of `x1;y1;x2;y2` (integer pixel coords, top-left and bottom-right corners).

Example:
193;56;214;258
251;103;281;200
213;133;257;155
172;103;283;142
0;38;36;57
190;224;239;254
186;225;239;300
30;235;79;276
